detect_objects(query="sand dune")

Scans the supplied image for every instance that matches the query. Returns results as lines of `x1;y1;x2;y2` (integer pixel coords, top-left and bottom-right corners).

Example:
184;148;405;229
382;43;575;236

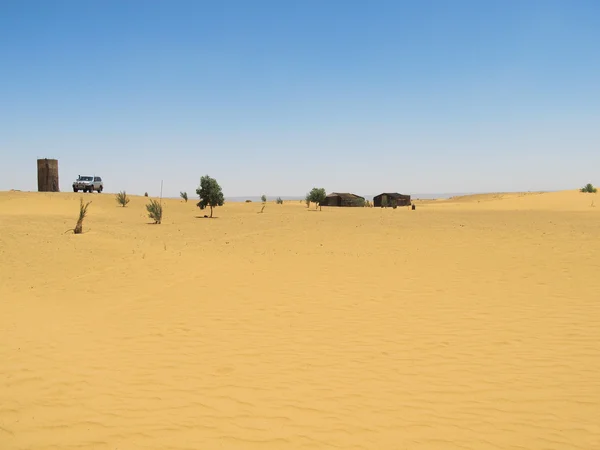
1;190;599;449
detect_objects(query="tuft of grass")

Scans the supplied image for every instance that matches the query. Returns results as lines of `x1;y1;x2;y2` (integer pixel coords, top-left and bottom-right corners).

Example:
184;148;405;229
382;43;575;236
146;199;163;224
276;196;283;204
65;198;91;234
581;183;597;193
180;191;188;202
116;191;130;207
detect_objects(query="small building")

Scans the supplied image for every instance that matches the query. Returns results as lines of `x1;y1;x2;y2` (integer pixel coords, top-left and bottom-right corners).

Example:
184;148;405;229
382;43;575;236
37;158;59;192
321;192;365;207
373;192;411;207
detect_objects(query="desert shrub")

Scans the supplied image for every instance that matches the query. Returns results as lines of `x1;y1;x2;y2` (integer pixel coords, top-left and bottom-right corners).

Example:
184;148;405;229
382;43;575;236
196;175;224;218
180;191;188;202
581;183;597;193
352;197;366;207
116;191;130;207
144;192;148;197
68;198;91;234
365;200;372;208
276;197;283;204
308;187;327;211
146;199;163;224
245;199;252;203
261;194;267;203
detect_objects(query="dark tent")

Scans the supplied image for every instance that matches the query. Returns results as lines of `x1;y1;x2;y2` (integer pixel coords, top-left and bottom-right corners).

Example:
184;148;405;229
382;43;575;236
373;193;411;207
321;192;365;207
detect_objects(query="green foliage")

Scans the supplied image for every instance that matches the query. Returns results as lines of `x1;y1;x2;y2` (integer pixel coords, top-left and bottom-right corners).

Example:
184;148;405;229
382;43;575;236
146;199;163;224
581;183;597;193
196;175;224;218
352;197;366;207
73;198;92;234
276;197;283;204
180;191;188;202
115;191;130;207
308;187;327;210
261;194;267;203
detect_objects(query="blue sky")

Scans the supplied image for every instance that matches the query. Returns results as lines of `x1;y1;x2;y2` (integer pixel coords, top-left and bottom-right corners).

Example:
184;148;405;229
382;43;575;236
1;0;599;198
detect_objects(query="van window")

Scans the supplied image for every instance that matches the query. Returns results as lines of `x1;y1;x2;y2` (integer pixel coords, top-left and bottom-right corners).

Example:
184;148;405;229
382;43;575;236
94;177;101;182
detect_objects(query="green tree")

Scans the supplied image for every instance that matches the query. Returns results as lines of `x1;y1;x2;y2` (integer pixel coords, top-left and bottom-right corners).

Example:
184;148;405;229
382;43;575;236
309;187;327;211
581;183;597;193
261;194;267;203
196;175;224;218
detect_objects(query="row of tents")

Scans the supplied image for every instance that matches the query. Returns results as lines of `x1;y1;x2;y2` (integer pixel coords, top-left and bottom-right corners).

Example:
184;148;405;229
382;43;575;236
321;192;411;207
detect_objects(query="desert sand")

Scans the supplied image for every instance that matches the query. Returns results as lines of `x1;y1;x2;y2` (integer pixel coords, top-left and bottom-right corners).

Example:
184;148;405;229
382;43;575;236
1;189;599;450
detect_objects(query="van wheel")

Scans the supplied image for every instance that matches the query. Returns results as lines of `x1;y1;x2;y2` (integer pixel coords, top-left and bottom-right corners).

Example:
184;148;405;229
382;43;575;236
73;188;78;192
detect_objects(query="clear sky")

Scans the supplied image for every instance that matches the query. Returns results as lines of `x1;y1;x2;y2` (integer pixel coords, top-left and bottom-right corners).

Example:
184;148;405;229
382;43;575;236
1;0;599;198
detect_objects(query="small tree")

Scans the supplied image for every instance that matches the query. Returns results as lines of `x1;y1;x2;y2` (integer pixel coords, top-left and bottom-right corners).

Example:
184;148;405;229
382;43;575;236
261;194;267;203
309;187;327;211
276;197;283;204
196;175;224;218
581;183;597;193
116;191;130;207
146;199;163;224
180;191;188;202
